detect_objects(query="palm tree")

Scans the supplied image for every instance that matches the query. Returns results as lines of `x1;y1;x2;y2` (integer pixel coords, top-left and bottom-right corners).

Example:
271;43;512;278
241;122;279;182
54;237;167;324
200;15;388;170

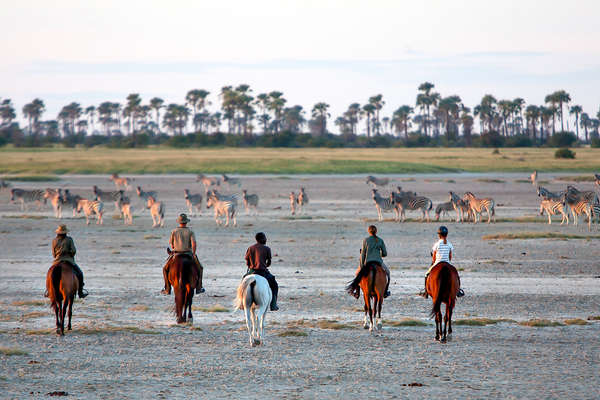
311;102;330;136
437;96;461;140
552;90;571;132
539;106;554;143
392;105;413;139
124;94;142;135
569;105;582;140
362;103;376;138
525;105;540;141
475;95;497;133
497;100;514;136
345;103;362;134
22;98;45;135
544;93;559;135
85;106;96;133
368;94;384;135
0;99;16;126
282;105;305;133
186;89;210;132
254;93;271;133
267;91;286;134
416;82;440;136
512;98;525;135
149;98;164;134
580;112;590;142
460;111;474;145
235;84;254;135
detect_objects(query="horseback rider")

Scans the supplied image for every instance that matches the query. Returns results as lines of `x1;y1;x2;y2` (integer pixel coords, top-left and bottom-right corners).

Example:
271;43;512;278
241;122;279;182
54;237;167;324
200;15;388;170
49;224;88;298
244;232;279;311
348;225;391;299
420;226;464;298
161;213;205;295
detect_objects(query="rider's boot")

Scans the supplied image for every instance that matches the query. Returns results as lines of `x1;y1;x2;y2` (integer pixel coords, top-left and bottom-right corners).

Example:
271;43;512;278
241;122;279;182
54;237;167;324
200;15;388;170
270;293;279;311
419;275;429;298
457;288;465;297
384;271;391;298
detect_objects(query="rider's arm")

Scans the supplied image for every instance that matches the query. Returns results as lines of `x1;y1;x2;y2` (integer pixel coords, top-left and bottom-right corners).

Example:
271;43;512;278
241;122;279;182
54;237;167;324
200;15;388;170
448;249;452;262
52;238;57;259
244;248;252;268
191;232;197;254
380;239;387;258
265;247;271;268
360;239;367;267
69;238;76;257
169;231;175;250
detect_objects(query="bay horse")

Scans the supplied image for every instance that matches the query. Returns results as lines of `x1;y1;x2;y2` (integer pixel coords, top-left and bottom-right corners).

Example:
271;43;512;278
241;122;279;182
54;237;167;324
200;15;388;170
347;262;387;332
166;249;198;324
46;262;79;336
233;274;272;347
426;262;461;342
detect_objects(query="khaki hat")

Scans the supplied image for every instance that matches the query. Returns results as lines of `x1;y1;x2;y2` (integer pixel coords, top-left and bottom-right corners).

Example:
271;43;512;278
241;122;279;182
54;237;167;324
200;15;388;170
176;213;190;224
55;224;69;234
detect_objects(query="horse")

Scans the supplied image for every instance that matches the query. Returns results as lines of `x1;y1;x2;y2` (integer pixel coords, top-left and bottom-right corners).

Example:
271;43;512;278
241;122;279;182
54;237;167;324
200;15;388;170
346;262;387;332
166;249;198;324
233;274;272;347
426;262;461;343
46;262;79;336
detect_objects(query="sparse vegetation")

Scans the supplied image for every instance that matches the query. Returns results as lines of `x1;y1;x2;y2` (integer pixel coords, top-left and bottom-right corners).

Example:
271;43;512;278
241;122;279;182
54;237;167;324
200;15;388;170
519;319;564;327
3;175;60;182
128;305;149;312
564;319;588;325
587;315;600;321
316;320;354;330
383;318;428;327
554;175;595;182
483;232;600;240
11;300;46;307
476;178;505;183
0;347;29;356
454;318;516;326
193;304;229;313
277;330;308;337
554;148;575;159
3;215;48;220
143;234;161;240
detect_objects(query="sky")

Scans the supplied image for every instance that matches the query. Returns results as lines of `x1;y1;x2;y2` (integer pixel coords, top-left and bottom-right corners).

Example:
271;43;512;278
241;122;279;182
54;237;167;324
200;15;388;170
1;0;599;133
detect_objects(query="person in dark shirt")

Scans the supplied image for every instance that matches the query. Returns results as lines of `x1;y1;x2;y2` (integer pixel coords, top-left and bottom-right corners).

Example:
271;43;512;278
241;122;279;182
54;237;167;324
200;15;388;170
50;224;88;299
244;232;279;311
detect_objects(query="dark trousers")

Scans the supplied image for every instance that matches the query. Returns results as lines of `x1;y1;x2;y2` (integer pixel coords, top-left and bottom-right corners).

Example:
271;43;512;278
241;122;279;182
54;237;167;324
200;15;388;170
244;268;278;300
72;263;84;291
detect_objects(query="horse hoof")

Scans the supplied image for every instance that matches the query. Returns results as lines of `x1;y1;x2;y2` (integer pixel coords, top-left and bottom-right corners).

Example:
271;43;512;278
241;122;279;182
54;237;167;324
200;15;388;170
253;339;261;346
363;324;369;330
441;338;447;343
376;323;382;331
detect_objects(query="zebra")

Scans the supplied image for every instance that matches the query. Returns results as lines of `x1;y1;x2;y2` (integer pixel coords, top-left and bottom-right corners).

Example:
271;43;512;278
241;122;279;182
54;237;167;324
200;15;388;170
93;186;124;212
435;201;455;221
147;196;165;228
44;188;63;219
463;192;496;224
297;187;309;214
562;192;592;231
117;196;133;225
566;185;599;205
366;176;389;187
110;173;133;191
371;189;396;221
530;170;537;186
537;186;565;201
10;188;46;211
136;186;158;213
539;199;569;225
76;199;104;225
222;174;241;188
0;179;11;191
595;174;600;187
449;191;471;222
390;190;432;222
197;174;221;190
289;191;297;215
184;189;203;216
242;189;259;215
206;195;237;227
207;189;238;207
62;189;82;217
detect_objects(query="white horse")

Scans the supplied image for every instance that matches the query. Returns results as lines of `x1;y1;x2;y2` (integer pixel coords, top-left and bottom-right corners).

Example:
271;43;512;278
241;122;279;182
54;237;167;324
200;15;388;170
233;275;272;347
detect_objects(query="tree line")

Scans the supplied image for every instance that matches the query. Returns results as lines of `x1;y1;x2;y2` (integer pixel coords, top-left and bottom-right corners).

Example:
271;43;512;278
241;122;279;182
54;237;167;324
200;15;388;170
1;83;599;148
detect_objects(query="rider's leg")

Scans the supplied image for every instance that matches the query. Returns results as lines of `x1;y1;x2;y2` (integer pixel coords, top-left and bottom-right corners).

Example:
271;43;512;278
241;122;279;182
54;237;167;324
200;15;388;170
161;262;171;294
72;263;88;298
193;255;205;294
265;270;279;311
382;263;391;298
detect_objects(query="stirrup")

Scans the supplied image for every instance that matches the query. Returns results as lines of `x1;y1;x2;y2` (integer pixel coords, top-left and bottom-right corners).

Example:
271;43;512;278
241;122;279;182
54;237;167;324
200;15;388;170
384;291;391;298
161;289;170;295
196;287;205;294
79;289;89;298
270;304;279;311
457;289;465;297
419;290;428;298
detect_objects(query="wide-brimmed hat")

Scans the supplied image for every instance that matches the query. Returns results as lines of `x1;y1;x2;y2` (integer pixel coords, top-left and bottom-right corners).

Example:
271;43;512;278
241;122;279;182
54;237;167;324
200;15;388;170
55;224;69;234
176;213;190;224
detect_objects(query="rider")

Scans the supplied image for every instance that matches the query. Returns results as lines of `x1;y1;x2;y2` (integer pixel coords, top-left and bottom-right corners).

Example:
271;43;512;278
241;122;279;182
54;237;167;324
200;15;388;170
348;225;391;299
420;226;463;298
161;213;205;295
244;232;279;311
50;224;88;298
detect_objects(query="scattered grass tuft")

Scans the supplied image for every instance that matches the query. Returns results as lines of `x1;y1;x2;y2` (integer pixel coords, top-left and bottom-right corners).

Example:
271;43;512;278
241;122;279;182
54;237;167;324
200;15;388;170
316;320;354;330
476;178;505;183
143;234;161;240
277;330;308;337
21;311;46;320
128;305;149;312
519;319;564;327
3;215;48;220
564;318;588;325
587;315;600;321
25;329;53;335
11;300;46;307
75;326;159;335
0;347;29;356
483;232;600;240
4;175;60;182
193;304;229;313
384;318;428;327
454;318;516;326
554;175;594;182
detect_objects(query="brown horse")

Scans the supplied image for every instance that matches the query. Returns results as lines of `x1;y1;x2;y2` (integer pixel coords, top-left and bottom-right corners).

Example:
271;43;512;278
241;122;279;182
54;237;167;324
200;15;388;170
426;262;460;342
166;250;198;324
46;262;79;336
356;262;387;332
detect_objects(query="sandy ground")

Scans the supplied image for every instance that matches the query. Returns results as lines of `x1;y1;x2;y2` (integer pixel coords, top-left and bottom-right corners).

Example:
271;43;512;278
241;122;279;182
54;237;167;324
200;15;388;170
1;173;599;399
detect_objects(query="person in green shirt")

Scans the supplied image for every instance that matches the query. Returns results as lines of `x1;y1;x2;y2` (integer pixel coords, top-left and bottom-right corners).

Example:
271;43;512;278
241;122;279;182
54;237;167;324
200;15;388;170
347;225;391;298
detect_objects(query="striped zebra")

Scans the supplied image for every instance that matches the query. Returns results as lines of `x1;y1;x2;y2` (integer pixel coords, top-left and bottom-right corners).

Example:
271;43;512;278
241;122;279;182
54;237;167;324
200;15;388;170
435;201;455;221
449;191;471;222
136;186;157;213
289;191;297;215
390;190;433;222
93;186;124;212
44;188;63;219
110;173;133;191
371;189;396;221
10;188;46;211
463;192;495;224
76;199;104;225
63;189;82;217
242;189;259;215
594;174;600;187
222;174;241;187
184;189;203;216
537;186;565;201
206;195;237;227
146;196;165;228
297;187;309;214
366;176;390;187
197;174;221;190
539;199;569;225
530;170;537;186
207;189;238;207
0;179;11;191
562;192;593;231
567;185;599;205
117;197;133;225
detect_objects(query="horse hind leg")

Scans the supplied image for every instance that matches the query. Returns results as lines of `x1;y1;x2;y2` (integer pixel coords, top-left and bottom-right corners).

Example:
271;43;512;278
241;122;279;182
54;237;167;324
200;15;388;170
244;307;254;347
376;295;383;331
363;303;369;329
61;299;68;336
53;302;61;335
67;295;74;330
441;304;449;343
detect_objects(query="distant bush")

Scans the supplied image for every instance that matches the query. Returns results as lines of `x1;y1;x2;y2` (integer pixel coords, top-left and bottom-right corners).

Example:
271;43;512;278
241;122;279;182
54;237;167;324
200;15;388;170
505;134;534;147
591;138;600;148
555;148;576;159
549;132;577;147
478;131;504;148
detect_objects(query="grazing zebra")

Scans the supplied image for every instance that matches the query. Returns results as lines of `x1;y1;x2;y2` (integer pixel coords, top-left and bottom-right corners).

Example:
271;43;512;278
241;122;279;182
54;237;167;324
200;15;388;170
76;199;104;225
289;192;297;215
391;190;433;222
594;174;600;187
242;189;259;215
537;186;565;201
0;179;11;191
10;188;46;211
296;187;309;214
371;189;396;221
117;197;133;225
222;174;241;187
93;186;123;212
63;189;82;217
449;191;471;222
539;199;569;225
567;185;599;205
435;201;455;221
562;192;593;231
206;195;237;227
366;176;390;187
207;189;238;207
197;174;221;189
463;192;496;224
530;170;537;186
184;189;203;216
110;173;133;191
44;188;63;219
146;196;165;228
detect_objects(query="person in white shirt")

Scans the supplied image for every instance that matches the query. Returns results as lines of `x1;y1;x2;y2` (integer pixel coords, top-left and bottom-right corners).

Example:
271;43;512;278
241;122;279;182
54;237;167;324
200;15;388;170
420;226;463;298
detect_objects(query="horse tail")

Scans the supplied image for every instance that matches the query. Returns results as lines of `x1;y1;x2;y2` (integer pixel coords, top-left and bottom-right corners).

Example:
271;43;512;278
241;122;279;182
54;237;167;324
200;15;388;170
430;264;449;319
234;275;256;310
47;264;63;306
345;263;371;295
